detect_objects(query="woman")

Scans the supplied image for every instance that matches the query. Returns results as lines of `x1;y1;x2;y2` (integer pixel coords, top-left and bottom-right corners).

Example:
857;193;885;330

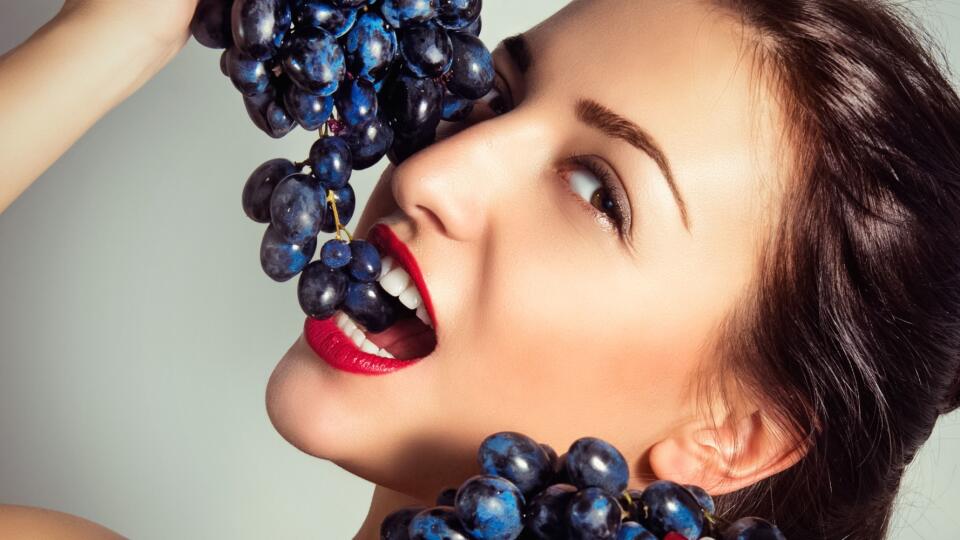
1;0;959;539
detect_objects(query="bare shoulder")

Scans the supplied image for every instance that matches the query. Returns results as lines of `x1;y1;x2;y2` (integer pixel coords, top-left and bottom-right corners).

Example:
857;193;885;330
0;505;125;539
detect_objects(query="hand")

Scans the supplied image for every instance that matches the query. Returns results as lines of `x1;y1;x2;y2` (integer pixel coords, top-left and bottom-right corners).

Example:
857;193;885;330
59;0;202;52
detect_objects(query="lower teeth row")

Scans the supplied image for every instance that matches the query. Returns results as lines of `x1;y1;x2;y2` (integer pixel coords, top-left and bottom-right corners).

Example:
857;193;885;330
334;311;396;359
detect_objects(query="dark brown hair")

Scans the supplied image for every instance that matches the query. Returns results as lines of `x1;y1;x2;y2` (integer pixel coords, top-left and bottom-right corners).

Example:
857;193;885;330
704;0;960;538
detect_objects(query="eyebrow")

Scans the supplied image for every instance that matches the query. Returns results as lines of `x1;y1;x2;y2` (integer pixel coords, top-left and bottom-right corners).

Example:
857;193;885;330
500;33;691;233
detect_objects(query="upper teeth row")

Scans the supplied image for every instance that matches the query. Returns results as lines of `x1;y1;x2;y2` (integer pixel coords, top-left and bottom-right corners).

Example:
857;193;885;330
377;256;435;329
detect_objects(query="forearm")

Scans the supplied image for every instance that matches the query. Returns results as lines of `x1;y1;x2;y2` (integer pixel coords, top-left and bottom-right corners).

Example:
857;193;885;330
0;6;187;214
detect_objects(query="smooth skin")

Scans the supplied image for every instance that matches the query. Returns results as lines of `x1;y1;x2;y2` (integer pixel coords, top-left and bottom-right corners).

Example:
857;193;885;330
0;0;806;538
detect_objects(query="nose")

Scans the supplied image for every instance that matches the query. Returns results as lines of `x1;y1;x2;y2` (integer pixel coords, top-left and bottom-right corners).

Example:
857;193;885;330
389;110;548;242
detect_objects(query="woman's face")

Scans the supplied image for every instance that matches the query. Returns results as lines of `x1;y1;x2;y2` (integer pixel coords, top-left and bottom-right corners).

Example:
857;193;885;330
266;0;786;500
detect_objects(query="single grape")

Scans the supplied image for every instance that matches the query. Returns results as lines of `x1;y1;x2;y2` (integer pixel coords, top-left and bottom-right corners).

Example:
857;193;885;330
191;0;233;49
281;27;346;96
341;281;403;333
523;483;577;540
318;183;357;233
283;84;335;130
335;78;379;128
617;521;657;540
407;506;472;540
347;240;383;282
398;22;453;78
231;0;291;60
242;158;299;223
342;115;395;170
298;262;349;319
294;1;358;38
564;437;630;494
223;47;271;96
309;136;353;189
636;480;704;540
387;123;437;165
552;452;572;485
269;173;326;244
381;0;439;29
343;12;398;82
683;484;716;515
567;487;622;540
260;225;317;282
442;92;474;121
219;49;230;76
243;87;297;138
437;0;481;30
461;14;481;37
381;506;427;540
539;443;558;472
477;432;554;498
435;487;457;507
723;517;786;540
453;475;525;540
321;238;352;269
383;73;443;135
446;31;494;100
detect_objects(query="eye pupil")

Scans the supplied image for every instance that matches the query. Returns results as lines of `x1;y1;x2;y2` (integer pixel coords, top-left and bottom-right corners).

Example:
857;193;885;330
591;190;614;214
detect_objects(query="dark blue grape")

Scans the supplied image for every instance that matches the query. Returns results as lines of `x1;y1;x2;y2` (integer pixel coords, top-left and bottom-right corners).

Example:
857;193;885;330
191;0;233;49
477;432;554;498
539;443;558;472
437;0;481;30
294;1;358;38
242;158;299;223
383;73;442;134
318;183;356;233
224;47;271;96
523;483;577;540
260;225;317;282
335;78;379;128
435;488;457;507
219;49;230;76
723;517;786;540
399;23;453;78
243;88;298;138
297;261;349;319
462;15;481;37
381;0;438;28
453;475;525;540
342;281;402;333
347;239;382;282
636;480;704;540
231;0;291;60
309;136;353;189
343;13;398;82
565;437;630;494
446;31;494;99
407;507;472;540
330;0;367;7
683;484;716;515
321;239;352;269
567;487;622;540
281;27;346;95
617;489;644;523
617;521;657;540
381;506;427;540
283;84;335;130
269;173;326;244
342;115;394;169
441;91;473;121
387;124;436;165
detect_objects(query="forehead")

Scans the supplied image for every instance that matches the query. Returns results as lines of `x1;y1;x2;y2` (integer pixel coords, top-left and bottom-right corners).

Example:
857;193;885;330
519;0;787;239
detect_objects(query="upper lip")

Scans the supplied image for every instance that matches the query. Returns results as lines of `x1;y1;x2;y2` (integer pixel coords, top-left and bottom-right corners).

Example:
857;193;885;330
364;221;440;336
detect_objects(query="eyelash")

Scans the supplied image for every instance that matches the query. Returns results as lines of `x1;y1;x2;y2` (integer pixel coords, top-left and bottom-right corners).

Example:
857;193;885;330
484;74;629;236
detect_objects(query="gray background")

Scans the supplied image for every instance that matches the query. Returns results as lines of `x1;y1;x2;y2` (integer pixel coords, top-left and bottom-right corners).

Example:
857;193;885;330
0;1;958;538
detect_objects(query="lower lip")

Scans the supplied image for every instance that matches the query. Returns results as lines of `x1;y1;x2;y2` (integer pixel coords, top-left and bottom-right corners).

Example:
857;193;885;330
303;316;424;375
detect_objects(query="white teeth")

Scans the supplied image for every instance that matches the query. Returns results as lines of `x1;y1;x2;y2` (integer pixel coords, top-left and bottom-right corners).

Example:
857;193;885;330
360;340;380;354
334;310;397;359
416;304;434;328
349;327;366;348
379;255;395;276
379;266;411;296
398;286;422;310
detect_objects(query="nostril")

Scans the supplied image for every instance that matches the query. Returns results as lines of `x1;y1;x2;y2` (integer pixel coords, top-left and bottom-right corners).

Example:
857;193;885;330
417;205;447;236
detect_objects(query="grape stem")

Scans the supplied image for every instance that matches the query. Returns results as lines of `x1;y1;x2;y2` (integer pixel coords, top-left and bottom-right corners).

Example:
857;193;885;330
326;189;352;242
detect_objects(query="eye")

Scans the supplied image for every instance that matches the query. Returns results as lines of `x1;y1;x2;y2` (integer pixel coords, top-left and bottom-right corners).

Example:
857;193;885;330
558;155;630;236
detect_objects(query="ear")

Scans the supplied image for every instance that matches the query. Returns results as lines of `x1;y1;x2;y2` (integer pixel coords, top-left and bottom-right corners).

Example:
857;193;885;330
646;409;808;495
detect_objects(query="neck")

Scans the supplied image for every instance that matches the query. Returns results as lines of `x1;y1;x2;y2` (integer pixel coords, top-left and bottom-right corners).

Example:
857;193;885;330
353;484;429;540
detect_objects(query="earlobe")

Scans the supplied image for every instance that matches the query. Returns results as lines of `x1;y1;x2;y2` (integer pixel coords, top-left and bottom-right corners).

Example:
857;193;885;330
647;410;808;496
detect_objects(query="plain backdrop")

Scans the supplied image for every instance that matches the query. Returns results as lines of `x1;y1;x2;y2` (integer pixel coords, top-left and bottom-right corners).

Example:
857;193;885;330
1;1;959;538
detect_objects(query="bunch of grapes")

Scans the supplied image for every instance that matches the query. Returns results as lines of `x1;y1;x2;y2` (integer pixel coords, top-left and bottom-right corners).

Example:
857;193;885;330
190;0;491;326
381;432;787;540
